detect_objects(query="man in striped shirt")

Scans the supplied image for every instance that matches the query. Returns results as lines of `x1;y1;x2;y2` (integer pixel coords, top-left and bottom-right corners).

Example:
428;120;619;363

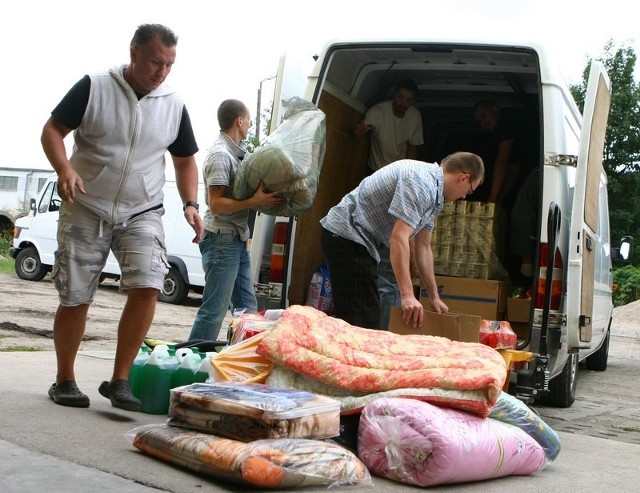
320;152;484;330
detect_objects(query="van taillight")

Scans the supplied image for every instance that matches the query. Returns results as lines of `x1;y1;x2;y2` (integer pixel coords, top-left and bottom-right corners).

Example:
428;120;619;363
270;221;288;283
535;243;563;310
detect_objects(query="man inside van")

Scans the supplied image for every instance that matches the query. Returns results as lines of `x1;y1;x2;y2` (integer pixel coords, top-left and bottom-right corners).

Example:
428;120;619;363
473;100;538;280
41;24;204;411
320;152;484;330
353;78;424;329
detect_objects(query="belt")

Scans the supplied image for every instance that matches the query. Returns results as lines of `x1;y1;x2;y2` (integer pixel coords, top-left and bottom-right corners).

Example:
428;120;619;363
128;203;163;222
211;228;239;236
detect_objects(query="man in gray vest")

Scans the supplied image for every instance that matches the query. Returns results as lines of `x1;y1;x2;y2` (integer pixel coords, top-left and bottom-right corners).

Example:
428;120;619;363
41;24;203;411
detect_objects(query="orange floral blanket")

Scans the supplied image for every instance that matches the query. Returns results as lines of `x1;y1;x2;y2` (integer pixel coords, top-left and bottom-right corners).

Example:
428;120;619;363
256;306;507;417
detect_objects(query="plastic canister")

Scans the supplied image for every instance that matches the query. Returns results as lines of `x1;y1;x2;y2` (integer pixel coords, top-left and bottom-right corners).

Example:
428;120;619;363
140;346;179;415
192;352;213;383
128;345;149;399
171;348;201;389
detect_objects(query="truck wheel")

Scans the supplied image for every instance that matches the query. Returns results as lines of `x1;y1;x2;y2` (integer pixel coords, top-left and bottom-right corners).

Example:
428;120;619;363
15;247;50;281
541;352;578;408
158;266;188;305
585;328;610;371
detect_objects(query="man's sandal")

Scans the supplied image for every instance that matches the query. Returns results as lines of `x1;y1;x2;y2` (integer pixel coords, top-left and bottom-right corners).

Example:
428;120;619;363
99;380;141;412
48;381;90;408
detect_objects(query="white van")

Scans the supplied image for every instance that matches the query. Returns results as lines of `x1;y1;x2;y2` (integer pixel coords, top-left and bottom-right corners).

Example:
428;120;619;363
249;38;633;407
9;175;205;305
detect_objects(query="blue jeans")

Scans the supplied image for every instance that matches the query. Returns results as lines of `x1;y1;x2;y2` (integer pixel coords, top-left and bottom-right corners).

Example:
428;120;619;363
188;230;257;341
377;244;400;330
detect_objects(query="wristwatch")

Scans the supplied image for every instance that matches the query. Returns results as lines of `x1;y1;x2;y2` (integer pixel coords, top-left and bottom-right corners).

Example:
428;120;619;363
183;200;199;212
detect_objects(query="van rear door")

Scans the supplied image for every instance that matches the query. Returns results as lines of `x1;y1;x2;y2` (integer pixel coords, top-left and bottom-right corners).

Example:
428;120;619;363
567;61;611;349
248;52;317;300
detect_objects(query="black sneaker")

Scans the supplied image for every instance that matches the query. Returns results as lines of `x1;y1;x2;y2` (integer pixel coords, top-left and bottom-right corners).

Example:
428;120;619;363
48;381;90;408
99;380;141;412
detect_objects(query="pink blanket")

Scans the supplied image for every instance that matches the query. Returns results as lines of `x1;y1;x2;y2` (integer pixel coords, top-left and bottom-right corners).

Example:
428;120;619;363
358;398;545;487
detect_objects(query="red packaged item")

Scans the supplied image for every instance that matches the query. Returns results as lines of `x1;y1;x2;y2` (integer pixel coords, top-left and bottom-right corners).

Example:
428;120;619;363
479;320;517;349
229;313;276;345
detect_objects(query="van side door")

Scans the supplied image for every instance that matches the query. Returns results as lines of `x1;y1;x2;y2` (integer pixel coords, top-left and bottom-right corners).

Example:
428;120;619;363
567;61;611;349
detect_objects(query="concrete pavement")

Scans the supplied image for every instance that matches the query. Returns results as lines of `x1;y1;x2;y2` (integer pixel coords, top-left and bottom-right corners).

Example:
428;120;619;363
1;350;638;493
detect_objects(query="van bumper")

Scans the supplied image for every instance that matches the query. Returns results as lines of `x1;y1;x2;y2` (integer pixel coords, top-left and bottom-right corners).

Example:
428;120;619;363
8;247;20;259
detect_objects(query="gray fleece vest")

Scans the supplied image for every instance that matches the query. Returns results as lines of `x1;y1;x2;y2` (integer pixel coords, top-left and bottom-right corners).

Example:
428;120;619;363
70;64;183;224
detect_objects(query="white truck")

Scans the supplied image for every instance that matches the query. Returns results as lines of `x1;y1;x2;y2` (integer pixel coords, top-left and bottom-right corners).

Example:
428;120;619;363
249;37;633;407
9;175;205;305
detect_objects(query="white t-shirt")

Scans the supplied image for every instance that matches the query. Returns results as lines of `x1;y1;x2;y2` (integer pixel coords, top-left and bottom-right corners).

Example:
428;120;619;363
364;100;423;171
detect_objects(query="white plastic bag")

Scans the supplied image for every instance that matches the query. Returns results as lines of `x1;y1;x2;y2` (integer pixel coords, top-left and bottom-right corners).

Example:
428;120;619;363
234;97;326;216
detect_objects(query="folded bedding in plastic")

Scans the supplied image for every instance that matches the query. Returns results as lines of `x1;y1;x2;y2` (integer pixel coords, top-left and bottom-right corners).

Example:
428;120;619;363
128;423;371;489
489;390;561;461
358;397;546;487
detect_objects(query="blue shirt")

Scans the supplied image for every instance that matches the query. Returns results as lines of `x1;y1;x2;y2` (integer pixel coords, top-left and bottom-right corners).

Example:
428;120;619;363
320;160;444;261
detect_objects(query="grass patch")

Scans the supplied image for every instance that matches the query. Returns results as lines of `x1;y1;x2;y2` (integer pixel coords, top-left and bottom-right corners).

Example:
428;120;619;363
0;345;44;352
0;256;14;274
620;426;640;433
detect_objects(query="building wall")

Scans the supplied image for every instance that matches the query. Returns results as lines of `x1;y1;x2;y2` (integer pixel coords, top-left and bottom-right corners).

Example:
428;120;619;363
0;167;52;213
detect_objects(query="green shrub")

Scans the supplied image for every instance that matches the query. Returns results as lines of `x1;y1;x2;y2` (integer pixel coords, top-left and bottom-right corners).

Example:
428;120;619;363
0;229;11;253
0;230;14;273
613;265;640;307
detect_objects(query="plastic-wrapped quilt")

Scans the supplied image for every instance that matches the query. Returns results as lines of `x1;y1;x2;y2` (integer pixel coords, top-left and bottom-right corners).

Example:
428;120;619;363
489;391;561;461
233;97;326;216
358;397;546;487
128;423;371;489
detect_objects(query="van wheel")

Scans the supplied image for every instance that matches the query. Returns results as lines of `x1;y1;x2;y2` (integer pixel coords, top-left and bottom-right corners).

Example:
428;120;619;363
15;247;49;281
585;328;610;371
158;266;188;305
540;352;578;408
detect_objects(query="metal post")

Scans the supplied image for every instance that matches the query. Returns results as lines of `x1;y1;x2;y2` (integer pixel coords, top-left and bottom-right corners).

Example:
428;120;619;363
256;85;262;142
256;76;275;143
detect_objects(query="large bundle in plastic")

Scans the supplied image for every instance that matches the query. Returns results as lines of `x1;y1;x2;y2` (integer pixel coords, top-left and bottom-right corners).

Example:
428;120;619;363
489;391;561;461
234;97;326;216
128;423;371;488
167;382;341;441
358;397;545;487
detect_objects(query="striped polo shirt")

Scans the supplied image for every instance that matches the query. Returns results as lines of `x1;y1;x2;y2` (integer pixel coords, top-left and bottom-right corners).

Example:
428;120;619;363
320;159;444;261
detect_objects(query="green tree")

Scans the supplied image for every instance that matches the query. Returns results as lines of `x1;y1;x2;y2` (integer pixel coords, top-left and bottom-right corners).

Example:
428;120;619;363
247;104;273;153
613;265;640;306
570;40;640;265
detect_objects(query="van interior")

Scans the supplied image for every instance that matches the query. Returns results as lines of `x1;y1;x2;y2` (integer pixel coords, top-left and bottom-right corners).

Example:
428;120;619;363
287;42;543;315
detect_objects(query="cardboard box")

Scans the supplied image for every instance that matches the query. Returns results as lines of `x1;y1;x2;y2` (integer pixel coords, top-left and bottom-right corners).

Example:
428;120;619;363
507;298;532;323
388;305;481;343
421;276;508;320
509;321;530;339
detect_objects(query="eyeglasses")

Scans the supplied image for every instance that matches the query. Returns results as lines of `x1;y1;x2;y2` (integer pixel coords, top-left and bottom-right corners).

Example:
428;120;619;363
466;174;475;196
